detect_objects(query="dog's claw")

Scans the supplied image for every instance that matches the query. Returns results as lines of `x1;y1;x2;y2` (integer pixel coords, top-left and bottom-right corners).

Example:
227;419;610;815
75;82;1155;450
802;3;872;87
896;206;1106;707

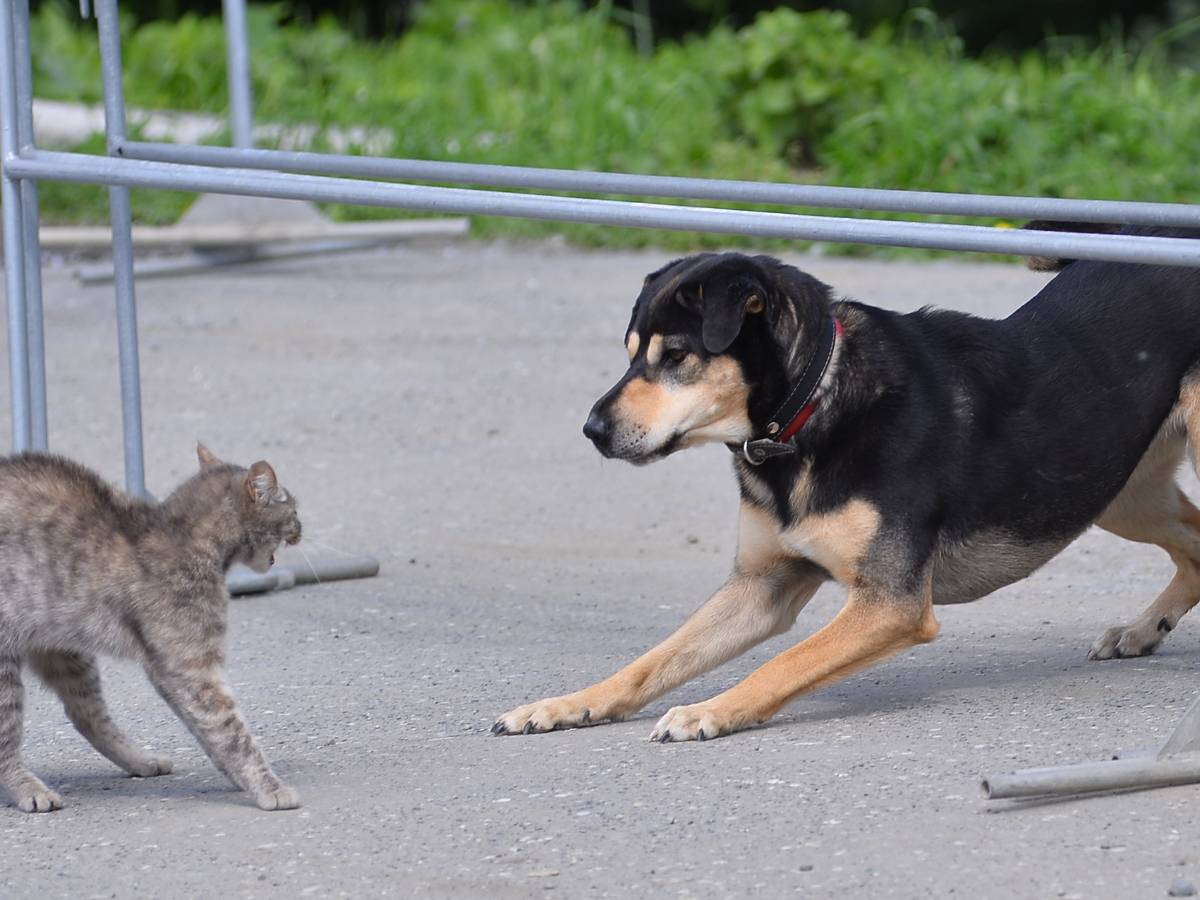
581;709;592;724
522;721;536;735
491;721;506;735
697;728;706;742
658;730;671;743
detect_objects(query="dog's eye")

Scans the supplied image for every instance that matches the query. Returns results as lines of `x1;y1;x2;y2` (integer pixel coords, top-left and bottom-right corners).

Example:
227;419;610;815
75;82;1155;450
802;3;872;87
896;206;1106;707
663;348;690;366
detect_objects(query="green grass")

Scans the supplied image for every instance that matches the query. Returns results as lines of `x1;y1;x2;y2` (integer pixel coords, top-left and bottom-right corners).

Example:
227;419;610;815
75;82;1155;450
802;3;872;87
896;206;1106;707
29;1;1200;252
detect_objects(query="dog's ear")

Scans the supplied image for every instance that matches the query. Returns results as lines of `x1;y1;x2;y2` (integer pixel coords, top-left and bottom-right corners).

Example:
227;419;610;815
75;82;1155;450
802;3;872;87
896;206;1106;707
676;257;769;354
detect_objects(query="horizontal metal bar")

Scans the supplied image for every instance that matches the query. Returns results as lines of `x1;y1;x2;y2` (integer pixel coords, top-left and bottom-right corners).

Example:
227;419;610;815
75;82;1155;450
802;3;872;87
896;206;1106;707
982;754;1200;800
9;150;1200;266
118;140;1200;228
43;216;468;249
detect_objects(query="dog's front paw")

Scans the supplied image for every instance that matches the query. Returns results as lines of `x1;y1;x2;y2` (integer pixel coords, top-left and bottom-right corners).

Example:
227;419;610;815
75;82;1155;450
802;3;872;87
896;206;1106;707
649;700;751;744
492;693;598;736
1088;620;1166;660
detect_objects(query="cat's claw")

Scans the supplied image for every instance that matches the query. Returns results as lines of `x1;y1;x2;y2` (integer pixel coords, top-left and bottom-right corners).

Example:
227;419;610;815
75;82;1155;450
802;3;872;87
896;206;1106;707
254;784;301;811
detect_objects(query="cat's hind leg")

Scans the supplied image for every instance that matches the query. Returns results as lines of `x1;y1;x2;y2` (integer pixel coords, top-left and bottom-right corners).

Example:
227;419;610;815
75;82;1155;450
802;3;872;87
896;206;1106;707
30;651;172;778
0;655;62;812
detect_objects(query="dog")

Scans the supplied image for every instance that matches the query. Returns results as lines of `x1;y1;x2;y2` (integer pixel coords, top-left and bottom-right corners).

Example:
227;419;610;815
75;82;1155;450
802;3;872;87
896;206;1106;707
494;227;1200;743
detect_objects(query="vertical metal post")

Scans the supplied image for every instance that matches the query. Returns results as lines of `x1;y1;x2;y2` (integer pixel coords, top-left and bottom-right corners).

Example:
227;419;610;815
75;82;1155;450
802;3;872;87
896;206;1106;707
0;0;32;452
95;0;146;495
631;0;653;57
13;0;46;450
222;0;254;149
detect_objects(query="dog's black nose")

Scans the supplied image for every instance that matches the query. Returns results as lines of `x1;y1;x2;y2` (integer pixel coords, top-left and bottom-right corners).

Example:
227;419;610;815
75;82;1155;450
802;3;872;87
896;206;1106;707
583;412;610;446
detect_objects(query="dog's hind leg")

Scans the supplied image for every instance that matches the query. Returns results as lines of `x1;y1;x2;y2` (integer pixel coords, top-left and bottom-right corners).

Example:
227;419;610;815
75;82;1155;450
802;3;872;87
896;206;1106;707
1090;403;1200;659
493;504;825;735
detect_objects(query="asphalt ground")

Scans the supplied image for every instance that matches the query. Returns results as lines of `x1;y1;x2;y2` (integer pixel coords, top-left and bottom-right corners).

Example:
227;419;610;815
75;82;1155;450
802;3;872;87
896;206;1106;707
0;241;1197;898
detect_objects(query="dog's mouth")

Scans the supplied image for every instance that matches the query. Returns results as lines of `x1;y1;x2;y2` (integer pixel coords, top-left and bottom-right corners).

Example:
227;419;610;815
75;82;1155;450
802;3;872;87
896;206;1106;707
611;432;682;466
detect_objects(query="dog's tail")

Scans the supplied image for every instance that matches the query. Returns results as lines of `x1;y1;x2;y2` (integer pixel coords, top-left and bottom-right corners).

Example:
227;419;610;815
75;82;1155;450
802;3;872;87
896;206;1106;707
1019;220;1123;271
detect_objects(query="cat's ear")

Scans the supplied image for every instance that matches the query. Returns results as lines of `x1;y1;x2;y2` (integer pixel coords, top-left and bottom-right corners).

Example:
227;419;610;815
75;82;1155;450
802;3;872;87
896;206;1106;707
246;460;280;505
197;442;221;470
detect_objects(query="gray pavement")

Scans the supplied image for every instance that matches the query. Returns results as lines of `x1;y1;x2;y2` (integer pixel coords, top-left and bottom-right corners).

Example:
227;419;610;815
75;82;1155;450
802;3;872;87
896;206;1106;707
1;242;1197;898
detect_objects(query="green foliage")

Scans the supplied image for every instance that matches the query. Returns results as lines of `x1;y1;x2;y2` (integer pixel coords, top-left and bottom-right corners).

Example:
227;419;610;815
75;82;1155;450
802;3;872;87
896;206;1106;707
710;9;892;163
33;135;196;226
28;1;1200;253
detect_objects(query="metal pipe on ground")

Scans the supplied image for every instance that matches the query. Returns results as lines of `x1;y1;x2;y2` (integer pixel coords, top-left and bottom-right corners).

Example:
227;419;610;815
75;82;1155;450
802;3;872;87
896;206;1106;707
11;150;1200;267
982;755;1200;800
75;234;465;285
116;140;1200;229
226;556;381;597
983;695;1200;800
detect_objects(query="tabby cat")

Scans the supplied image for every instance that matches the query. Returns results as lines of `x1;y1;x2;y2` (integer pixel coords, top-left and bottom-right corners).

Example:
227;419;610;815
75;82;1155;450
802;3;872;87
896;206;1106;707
0;444;302;812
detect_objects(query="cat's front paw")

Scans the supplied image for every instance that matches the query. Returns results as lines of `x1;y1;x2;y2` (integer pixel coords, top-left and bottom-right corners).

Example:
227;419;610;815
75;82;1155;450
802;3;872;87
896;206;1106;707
15;786;63;813
255;784;301;811
126;754;173;778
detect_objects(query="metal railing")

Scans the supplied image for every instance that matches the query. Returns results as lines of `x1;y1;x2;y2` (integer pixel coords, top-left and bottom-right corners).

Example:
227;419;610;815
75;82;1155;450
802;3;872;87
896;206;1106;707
2;0;1199;494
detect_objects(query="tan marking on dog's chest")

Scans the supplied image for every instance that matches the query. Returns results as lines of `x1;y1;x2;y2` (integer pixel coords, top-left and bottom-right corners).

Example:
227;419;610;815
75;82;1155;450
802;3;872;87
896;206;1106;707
1181;374;1200;473
735;502;790;575
779;498;881;584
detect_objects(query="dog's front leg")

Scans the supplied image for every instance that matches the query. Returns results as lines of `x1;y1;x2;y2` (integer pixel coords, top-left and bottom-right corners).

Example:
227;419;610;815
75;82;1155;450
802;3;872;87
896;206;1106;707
493;562;823;736
650;585;940;742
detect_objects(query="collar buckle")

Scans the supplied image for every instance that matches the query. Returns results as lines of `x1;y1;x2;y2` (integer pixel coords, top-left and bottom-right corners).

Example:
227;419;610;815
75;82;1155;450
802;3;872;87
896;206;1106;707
731;316;841;466
741;438;798;466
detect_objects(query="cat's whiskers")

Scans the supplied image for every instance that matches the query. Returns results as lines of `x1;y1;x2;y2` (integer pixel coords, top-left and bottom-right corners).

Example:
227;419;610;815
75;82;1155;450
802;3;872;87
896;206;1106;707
296;546;321;585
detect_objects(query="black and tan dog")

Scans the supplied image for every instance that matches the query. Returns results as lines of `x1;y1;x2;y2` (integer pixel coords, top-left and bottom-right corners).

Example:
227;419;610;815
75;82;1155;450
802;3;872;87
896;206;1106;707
495;228;1200;743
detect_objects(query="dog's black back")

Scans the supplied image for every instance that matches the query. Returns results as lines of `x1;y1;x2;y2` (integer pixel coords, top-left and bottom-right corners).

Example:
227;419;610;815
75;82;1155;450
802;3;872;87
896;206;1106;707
735;230;1200;597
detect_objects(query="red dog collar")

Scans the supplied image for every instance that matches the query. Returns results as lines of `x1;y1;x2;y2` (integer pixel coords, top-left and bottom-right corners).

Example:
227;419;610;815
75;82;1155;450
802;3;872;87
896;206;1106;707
735;317;842;465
